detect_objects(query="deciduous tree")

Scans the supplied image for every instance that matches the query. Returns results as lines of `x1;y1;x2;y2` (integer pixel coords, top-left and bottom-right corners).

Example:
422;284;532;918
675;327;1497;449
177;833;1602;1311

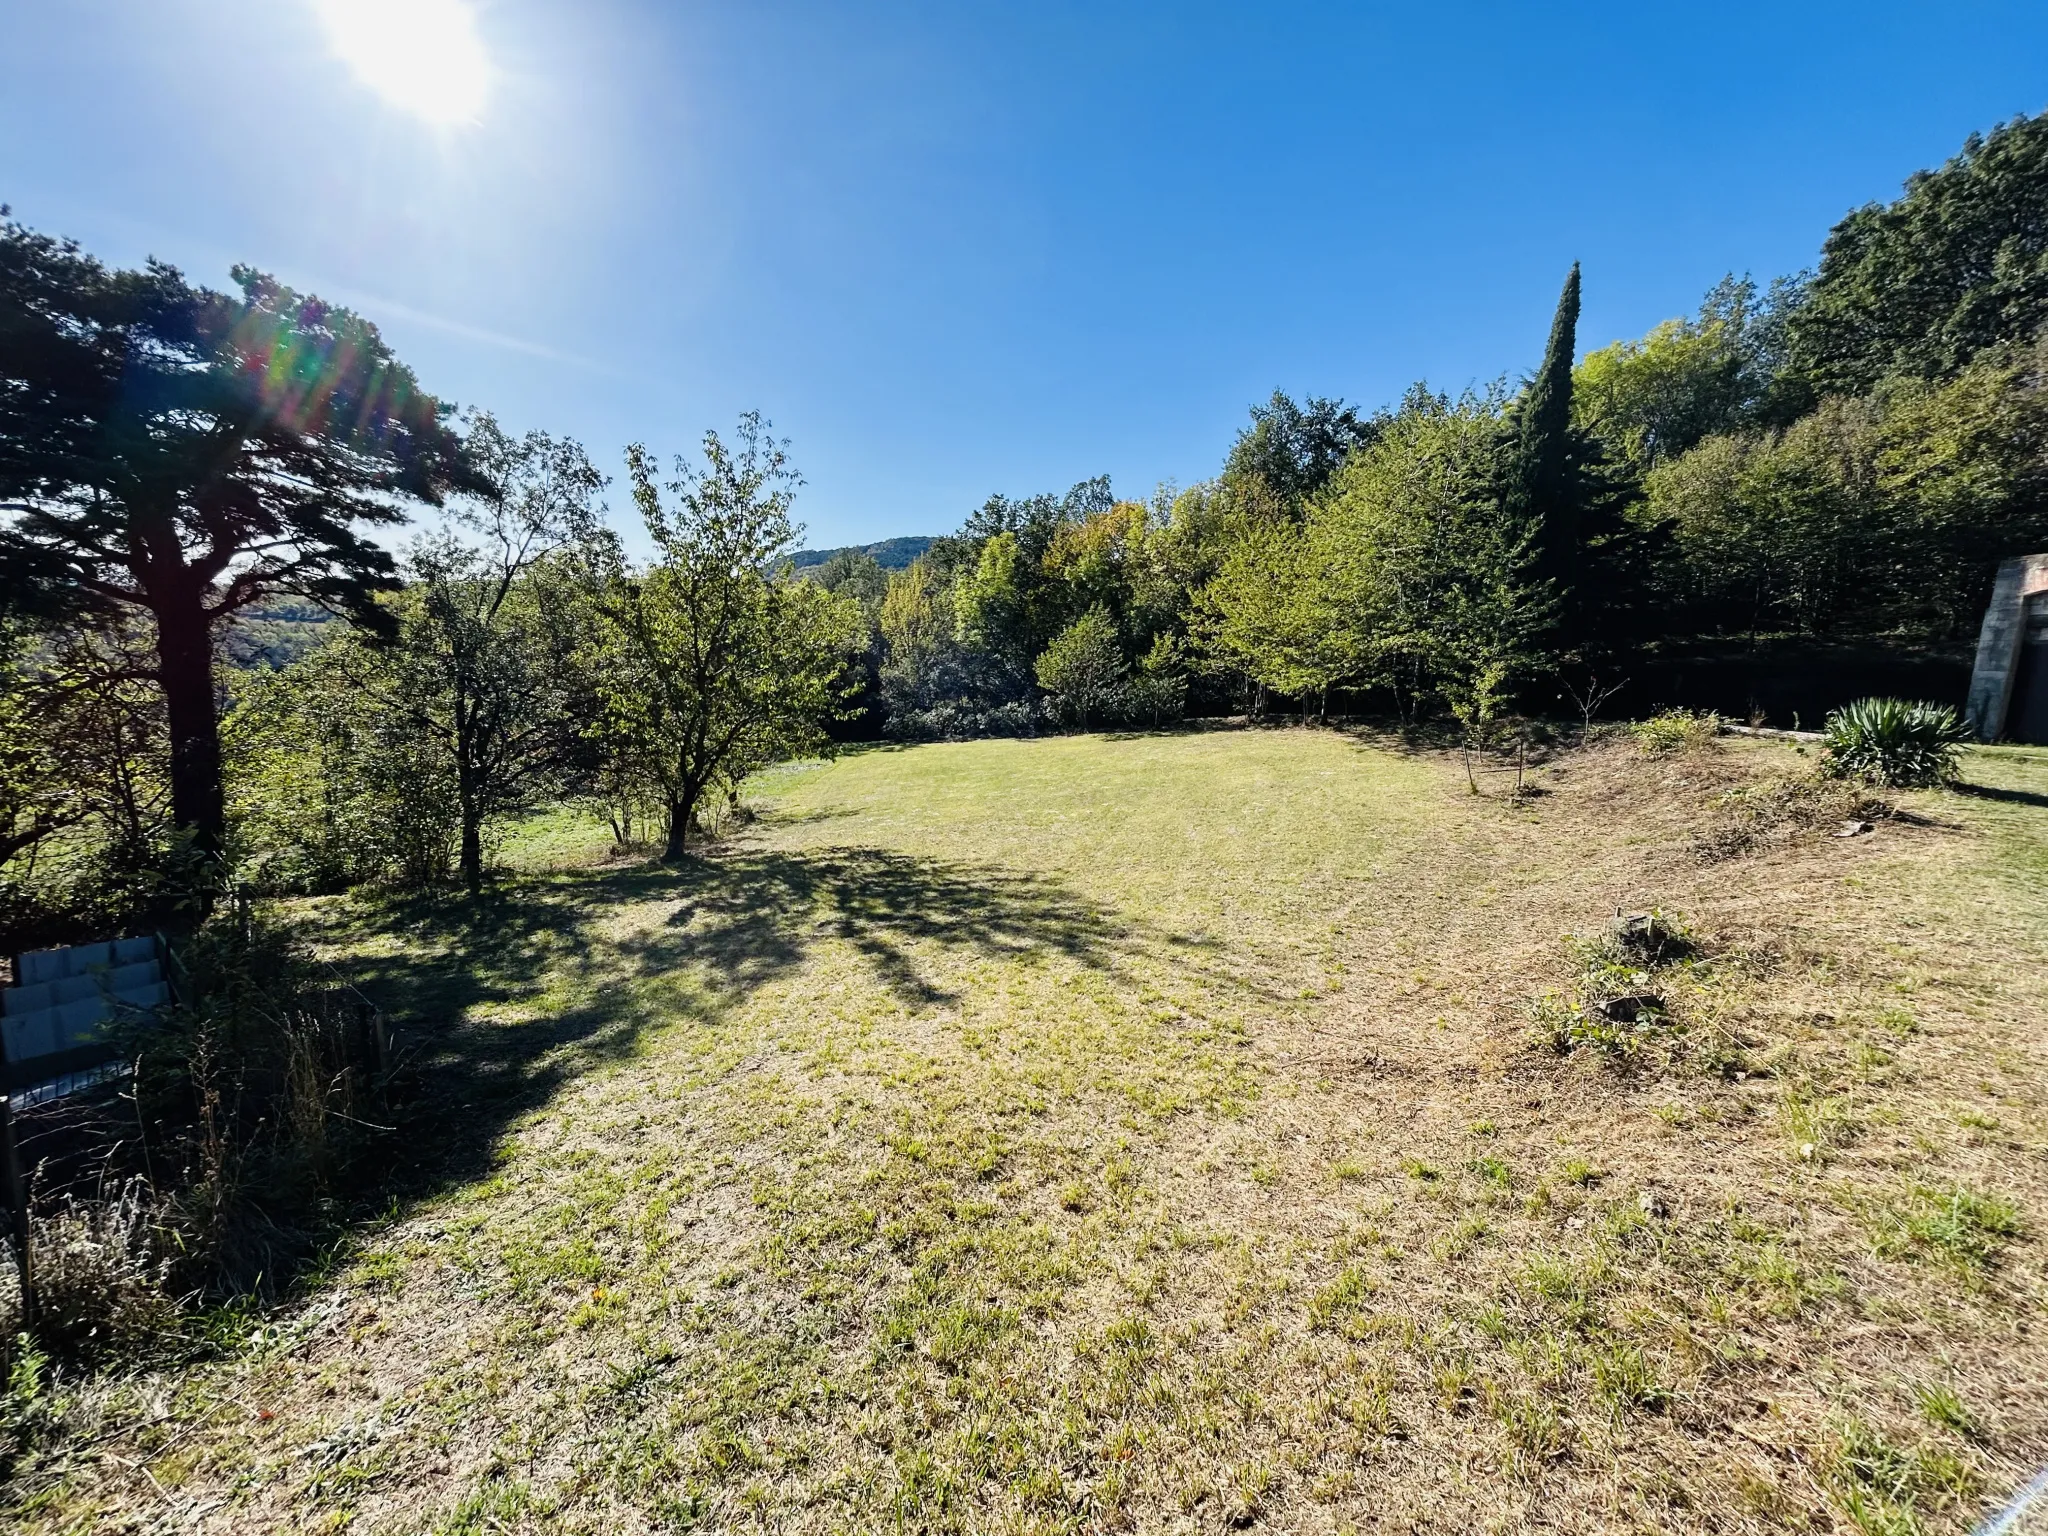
349;419;607;892
1034;607;1126;730
1192;520;1363;721
1790;110;2048;394
589;416;860;857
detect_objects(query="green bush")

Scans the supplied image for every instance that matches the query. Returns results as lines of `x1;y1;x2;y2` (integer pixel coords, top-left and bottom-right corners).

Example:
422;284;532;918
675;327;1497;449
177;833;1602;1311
1034;608;1127;730
1820;698;1969;788
1633;709;1721;755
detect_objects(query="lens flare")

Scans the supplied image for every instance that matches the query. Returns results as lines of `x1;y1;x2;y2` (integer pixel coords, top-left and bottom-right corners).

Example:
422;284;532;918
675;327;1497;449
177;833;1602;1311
314;0;490;125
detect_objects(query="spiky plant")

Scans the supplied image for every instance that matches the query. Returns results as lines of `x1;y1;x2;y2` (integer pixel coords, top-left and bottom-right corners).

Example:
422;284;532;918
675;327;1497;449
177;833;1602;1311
1820;698;1970;788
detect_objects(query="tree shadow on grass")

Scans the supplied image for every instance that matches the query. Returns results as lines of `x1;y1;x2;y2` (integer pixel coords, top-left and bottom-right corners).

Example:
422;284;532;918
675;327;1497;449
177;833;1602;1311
318;844;1134;1236
1952;780;2048;811
641;847;1127;1008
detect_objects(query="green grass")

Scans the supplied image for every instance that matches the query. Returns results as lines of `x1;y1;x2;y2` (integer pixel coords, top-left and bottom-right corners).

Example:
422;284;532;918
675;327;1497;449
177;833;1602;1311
493;800;621;871
14;729;2048;1534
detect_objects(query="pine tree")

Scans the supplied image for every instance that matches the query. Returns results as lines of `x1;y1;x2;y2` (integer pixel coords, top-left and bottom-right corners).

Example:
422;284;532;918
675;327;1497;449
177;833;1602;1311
0;216;477;858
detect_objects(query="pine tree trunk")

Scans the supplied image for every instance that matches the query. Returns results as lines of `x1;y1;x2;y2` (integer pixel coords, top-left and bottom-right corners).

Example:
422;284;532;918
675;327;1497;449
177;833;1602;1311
157;604;225;858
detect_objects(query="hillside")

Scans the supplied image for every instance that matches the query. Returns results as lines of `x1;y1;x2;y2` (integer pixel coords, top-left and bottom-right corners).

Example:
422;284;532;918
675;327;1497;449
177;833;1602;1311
219;598;338;670
787;534;936;572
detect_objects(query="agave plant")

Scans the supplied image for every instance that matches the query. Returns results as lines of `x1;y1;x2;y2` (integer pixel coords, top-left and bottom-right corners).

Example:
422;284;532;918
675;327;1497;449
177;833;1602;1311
1820;697;1970;788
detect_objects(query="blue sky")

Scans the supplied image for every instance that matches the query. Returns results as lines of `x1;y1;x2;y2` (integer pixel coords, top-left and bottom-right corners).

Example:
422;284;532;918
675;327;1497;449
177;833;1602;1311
4;1;2046;551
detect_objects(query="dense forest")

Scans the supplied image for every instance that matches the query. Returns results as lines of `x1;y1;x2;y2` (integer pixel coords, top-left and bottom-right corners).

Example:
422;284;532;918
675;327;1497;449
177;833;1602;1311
5;110;2048;938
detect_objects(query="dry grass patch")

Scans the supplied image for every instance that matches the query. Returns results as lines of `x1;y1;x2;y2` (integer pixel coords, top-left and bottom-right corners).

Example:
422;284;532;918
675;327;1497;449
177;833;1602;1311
8;728;2047;1534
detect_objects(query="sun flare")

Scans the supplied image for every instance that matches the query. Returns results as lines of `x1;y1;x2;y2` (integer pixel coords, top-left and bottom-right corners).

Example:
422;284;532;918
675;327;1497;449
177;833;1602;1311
314;0;490;126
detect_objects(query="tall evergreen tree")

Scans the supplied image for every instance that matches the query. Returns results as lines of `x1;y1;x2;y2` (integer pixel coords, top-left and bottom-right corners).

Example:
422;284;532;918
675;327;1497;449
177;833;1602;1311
1503;263;1583;604
1499;263;1658;657
0;217;476;858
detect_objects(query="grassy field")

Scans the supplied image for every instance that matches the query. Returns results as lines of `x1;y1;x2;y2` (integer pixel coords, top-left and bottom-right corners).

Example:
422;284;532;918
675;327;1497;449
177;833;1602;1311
12;727;2048;1534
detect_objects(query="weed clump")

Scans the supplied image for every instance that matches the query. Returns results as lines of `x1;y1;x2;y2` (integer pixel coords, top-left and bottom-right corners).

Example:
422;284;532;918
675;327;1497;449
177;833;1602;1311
0;909;400;1360
1915;1381;1976;1439
1532;908;1695;1061
1529;992;1650;1057
17;1180;178;1362
1632;709;1722;756
1587;1339;1669;1419
1827;1416;1979;1534
1605;908;1694;965
1863;1184;2021;1270
1695;773;1889;861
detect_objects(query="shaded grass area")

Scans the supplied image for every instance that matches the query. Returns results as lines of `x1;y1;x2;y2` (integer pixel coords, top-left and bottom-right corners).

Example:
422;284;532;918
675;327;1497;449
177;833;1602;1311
257;841;1151;1256
10;730;2048;1534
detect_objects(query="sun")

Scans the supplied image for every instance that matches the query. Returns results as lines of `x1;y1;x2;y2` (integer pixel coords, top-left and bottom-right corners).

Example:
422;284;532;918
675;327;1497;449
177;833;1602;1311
314;0;490;126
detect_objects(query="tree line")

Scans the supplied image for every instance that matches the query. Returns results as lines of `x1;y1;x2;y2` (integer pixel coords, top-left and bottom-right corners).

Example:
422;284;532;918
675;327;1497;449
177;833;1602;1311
824;111;2048;748
5;109;2048;929
0;223;861;931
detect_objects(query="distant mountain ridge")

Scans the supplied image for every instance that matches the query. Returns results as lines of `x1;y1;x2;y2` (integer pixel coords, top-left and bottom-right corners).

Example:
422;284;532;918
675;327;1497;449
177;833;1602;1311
222;597;337;670
788;536;936;572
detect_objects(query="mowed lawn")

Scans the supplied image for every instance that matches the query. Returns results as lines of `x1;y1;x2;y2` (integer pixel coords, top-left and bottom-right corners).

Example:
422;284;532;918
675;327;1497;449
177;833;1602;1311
23;729;2048;1534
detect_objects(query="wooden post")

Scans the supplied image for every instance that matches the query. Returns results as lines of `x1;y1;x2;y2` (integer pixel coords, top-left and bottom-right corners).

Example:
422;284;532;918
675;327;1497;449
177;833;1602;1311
0;1090;35;1332
0;945;31;1330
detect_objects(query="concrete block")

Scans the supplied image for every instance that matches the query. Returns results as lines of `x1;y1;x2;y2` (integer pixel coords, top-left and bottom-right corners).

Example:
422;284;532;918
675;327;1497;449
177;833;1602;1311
1966;554;2048;741
4;939;166;1075
19;942;113;984
112;981;168;1014
51;973;104;1005
54;996;112;1045
3;1011;58;1062
105;960;161;994
2;982;53;1018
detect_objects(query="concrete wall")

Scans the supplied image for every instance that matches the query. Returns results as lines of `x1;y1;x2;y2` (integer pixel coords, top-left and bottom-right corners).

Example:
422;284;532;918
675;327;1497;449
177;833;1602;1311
2;936;166;1088
1965;554;2048;741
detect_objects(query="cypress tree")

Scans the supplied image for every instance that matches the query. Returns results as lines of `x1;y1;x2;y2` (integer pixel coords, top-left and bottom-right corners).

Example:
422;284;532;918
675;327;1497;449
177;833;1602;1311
1504;263;1583;608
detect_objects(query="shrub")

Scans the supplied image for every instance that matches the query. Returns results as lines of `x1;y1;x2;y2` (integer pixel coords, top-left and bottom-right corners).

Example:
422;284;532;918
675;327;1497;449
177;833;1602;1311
1820;697;1969;788
1633;709;1721;755
16;1180;179;1360
886;697;1040;741
1117;669;1187;728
